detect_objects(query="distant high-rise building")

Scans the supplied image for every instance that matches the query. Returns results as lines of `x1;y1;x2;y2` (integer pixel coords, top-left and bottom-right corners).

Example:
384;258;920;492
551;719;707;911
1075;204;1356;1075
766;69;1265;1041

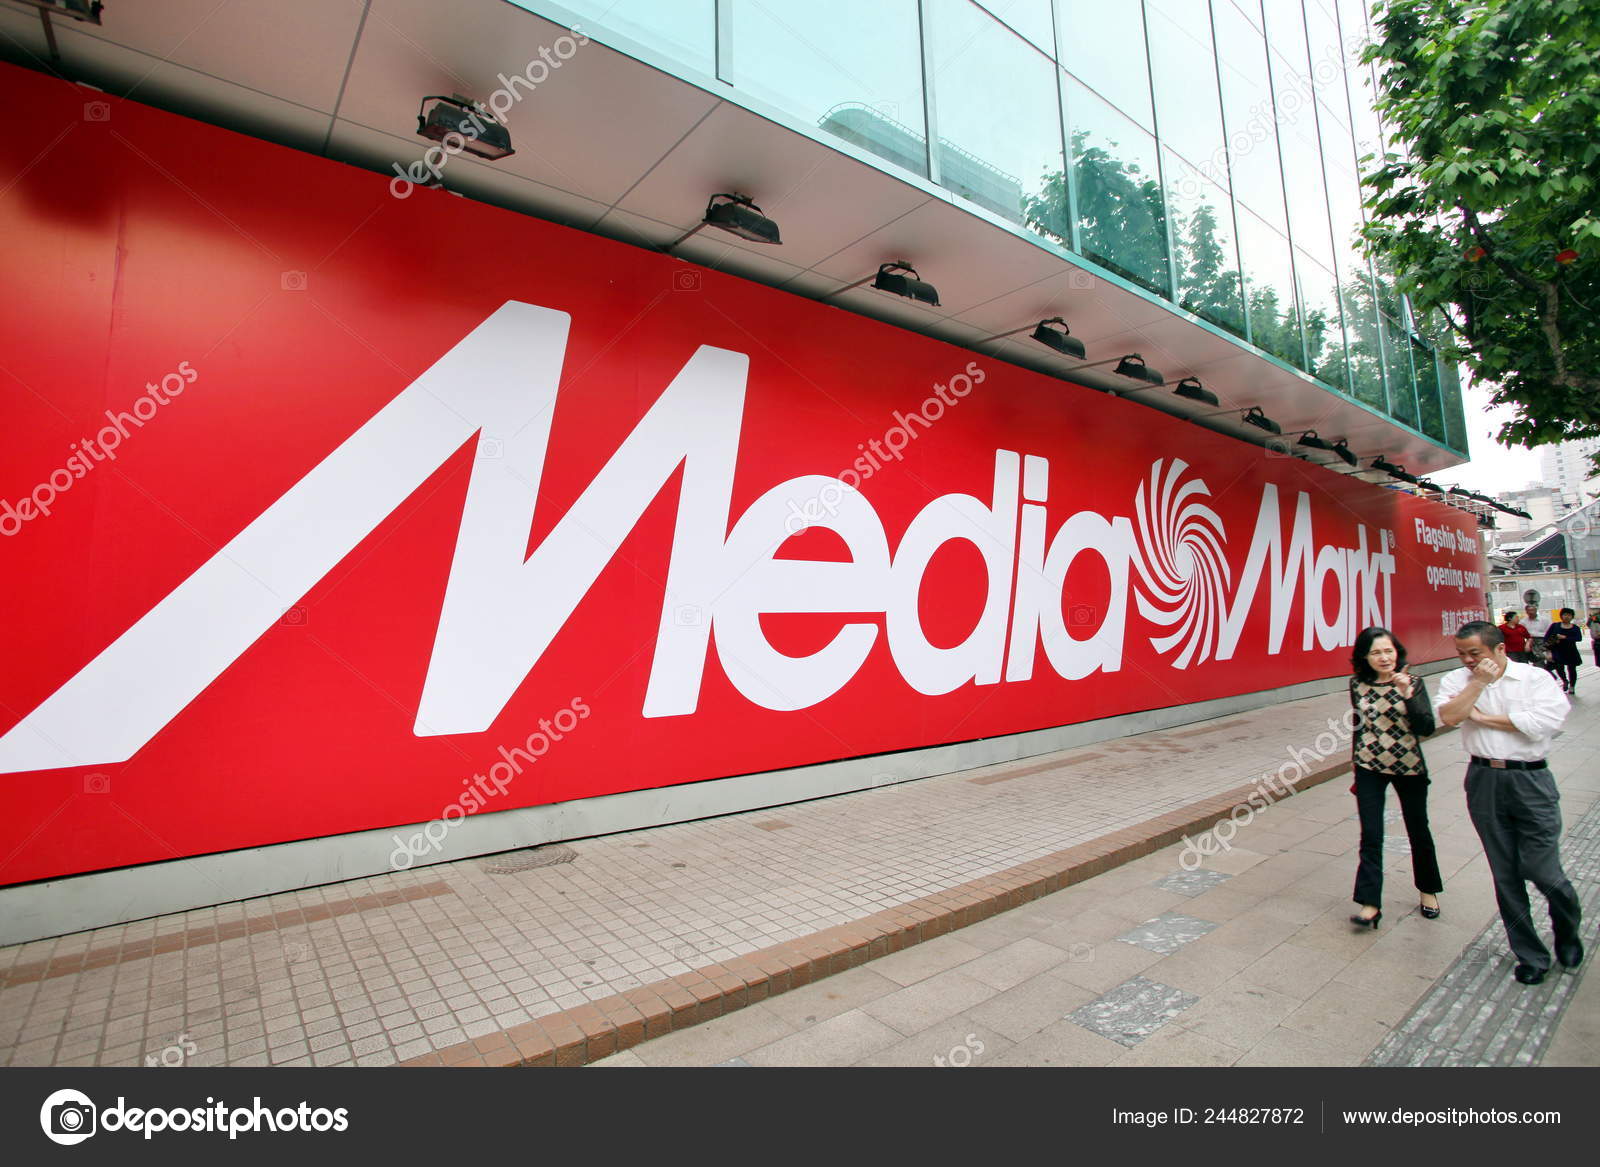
1539;437;1600;506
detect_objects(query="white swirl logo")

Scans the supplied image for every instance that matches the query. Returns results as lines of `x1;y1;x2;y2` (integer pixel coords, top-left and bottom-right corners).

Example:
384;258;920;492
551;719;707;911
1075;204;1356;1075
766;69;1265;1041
1132;458;1231;668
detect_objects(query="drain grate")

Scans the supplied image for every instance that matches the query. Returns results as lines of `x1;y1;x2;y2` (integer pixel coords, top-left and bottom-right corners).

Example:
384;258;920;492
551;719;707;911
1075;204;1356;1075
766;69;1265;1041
480;844;577;875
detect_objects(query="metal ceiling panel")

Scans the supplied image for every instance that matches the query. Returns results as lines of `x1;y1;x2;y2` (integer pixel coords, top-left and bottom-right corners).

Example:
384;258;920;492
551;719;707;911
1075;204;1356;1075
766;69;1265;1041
613;99;935;271
335;0;721;207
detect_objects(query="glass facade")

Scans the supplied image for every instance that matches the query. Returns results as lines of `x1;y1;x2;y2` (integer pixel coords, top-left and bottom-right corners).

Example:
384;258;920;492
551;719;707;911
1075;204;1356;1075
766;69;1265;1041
532;0;1464;454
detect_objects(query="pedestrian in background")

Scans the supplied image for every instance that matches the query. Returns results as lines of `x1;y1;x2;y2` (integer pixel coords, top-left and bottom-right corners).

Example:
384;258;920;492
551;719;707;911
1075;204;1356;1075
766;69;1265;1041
1499;610;1532;662
1586;610;1600;666
1347;627;1441;929
1546;608;1583;694
1436;621;1582;985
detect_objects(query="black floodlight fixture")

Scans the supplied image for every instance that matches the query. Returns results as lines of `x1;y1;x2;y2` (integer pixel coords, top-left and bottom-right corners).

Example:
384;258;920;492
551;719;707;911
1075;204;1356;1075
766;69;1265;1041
825;261;941;306
1297;432;1358;467
1241;406;1282;435
1030;317;1086;360
1113;354;1163;385
1371;456;1419;484
1173;377;1218;407
668;192;780;249
872;261;940;306
704;193;780;244
416;95;515;161
668;193;782;250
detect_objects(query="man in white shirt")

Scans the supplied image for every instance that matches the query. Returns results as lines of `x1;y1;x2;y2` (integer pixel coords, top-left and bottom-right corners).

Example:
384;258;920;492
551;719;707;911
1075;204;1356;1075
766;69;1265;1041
1522;602;1550;639
1436;621;1583;984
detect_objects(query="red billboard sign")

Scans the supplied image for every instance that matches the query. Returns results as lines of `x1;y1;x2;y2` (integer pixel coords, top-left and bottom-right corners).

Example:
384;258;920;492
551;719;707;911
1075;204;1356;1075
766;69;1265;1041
0;66;1486;884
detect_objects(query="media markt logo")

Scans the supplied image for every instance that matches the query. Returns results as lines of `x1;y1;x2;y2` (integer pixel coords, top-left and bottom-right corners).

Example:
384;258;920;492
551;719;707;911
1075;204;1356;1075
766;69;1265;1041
40;1088;96;1146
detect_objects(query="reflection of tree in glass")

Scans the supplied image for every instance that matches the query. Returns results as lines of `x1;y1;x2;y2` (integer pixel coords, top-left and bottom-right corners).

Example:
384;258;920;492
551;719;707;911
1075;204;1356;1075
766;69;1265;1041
1022;133;1318;370
1023;132;1169;297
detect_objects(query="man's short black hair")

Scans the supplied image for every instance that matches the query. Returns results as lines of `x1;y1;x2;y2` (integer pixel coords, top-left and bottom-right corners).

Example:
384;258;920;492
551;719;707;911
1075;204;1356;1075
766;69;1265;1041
1503;610;1519;622
1457;620;1504;648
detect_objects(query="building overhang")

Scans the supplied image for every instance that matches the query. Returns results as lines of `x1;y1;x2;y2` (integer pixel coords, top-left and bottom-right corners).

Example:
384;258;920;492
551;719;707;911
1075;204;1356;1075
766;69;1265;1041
0;0;1463;479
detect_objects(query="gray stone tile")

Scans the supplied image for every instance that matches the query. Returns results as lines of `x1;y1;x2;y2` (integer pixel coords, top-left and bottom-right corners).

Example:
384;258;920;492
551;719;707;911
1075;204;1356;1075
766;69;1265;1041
987;1018;1127;1066
859;970;1001;1038
1047;934;1163;993
958;938;1071;992
1066;976;1199;1047
1153;870;1233;897
1236;942;1351;1001
1171;982;1301;1051
852;1018;1011;1068
742;1009;904;1068
1116;913;1220;956
1113;1024;1243;1067
963;972;1097;1044
867;937;987;987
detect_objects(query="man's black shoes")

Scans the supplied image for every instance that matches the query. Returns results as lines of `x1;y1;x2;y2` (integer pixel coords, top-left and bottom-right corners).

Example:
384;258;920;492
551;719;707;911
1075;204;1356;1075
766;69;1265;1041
1513;963;1548;985
1557;942;1585;971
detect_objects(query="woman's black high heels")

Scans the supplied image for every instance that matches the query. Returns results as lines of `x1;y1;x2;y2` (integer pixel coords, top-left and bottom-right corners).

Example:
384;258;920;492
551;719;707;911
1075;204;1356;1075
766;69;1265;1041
1350;908;1382;929
1420;898;1441;919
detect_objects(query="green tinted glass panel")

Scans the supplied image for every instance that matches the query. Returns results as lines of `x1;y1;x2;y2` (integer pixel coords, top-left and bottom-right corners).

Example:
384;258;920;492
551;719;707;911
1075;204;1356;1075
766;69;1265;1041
1064;76;1171;296
1165;151;1246;336
1341;269;1386;409
927;0;1067;237
1237;208;1303;364
727;0;930;177
975;0;1056;57
1147;0;1228;179
1298;251;1346;384
1439;360;1466;452
1214;0;1289;233
525;0;716;74
1379;313;1418;427
1056;0;1154;129
1412;338;1445;441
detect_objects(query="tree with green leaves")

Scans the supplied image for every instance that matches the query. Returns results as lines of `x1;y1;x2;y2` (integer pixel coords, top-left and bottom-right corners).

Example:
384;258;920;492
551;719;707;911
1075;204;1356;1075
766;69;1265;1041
1360;0;1600;452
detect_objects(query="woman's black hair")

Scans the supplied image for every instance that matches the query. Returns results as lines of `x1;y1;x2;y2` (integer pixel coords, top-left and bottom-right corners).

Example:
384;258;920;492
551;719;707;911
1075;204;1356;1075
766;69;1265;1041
1351;626;1408;682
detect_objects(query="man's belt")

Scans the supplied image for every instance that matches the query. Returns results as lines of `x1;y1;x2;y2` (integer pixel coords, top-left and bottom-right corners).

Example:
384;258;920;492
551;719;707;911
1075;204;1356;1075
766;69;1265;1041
1470;756;1548;770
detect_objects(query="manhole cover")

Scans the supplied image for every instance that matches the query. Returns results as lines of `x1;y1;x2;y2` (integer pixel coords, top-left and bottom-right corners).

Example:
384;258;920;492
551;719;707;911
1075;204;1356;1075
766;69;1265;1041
480;844;577;874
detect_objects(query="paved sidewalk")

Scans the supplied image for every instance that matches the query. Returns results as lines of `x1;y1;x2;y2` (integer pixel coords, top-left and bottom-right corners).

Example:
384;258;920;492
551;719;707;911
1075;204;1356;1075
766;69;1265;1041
591;671;1599;1068
2;662;1595;1069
